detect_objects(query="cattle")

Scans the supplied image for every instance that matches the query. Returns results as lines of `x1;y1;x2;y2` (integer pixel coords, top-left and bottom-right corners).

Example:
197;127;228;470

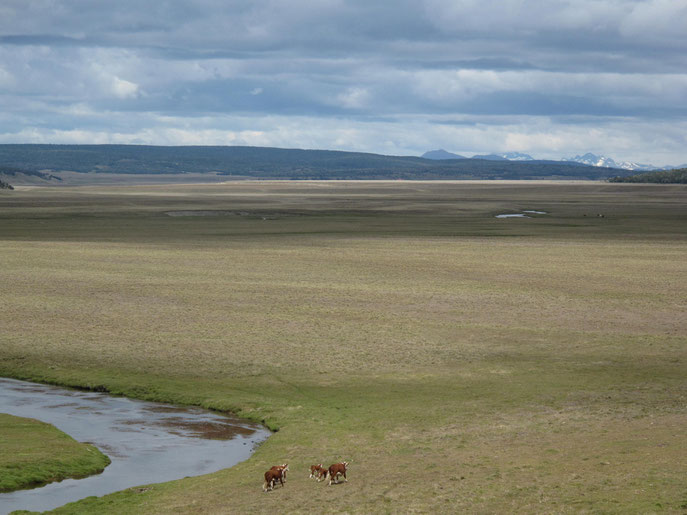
327;461;349;485
309;463;327;481
271;463;289;483
263;469;279;492
262;463;289;492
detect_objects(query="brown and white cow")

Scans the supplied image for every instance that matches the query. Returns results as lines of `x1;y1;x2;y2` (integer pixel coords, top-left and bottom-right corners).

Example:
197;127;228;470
262;463;289;492
271;463;289;483
309;463;327;481
327;461;349;485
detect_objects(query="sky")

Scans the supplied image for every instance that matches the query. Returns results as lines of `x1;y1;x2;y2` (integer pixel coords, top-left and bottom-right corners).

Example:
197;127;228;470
0;0;686;165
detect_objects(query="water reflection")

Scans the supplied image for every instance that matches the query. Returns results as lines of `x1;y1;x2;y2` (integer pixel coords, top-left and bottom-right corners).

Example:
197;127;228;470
0;377;269;514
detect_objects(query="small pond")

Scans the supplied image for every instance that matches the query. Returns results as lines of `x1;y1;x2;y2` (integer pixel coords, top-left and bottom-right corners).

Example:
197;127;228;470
495;210;548;218
0;377;270;514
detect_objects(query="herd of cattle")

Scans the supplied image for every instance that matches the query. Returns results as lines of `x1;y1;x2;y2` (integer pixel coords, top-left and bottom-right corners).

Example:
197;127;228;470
262;462;349;492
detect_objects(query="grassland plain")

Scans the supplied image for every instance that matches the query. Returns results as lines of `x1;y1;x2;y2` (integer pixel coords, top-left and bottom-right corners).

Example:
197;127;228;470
0;181;686;513
0;414;110;492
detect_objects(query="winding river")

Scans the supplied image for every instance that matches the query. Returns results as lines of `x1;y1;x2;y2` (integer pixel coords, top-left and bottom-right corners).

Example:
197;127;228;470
0;377;270;514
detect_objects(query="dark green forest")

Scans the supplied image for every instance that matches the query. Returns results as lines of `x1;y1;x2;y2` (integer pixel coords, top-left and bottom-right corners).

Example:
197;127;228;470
0;144;628;181
608;168;687;184
0;165;61;182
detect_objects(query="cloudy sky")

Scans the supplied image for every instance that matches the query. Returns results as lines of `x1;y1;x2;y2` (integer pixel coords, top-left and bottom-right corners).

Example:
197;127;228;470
1;0;686;165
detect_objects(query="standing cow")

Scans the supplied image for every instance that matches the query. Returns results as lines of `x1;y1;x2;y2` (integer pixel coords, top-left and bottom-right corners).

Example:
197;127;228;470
310;463;327;481
263;463;289;492
327;461;349;485
272;463;289;483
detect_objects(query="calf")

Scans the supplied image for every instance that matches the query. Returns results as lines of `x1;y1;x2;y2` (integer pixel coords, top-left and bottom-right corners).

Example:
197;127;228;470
309;463;327;481
263;463;289;492
327;461;349;485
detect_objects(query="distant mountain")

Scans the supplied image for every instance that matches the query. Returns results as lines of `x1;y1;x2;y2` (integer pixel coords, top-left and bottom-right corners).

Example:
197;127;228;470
472;152;534;161
471;153;508;161
563;153;638;169
565;153;617;168
421;149;466;160
422;148;683;171
499;152;535;161
427;150;535;161
563;153;680;172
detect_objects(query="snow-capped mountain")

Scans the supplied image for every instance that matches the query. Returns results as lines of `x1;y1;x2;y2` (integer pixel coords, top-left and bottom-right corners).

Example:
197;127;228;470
470;153;508;161
424;150;533;161
496;152;535;161
566;153;619;168
563;153;666;171
468;152;536;161
422;149;683;171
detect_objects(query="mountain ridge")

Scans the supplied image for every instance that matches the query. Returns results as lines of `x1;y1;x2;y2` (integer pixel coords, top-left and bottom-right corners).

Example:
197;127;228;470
421;149;466;160
563;152;686;171
0;143;633;183
424;148;684;171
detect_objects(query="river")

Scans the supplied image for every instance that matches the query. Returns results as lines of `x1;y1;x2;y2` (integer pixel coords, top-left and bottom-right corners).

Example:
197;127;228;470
0;377;270;514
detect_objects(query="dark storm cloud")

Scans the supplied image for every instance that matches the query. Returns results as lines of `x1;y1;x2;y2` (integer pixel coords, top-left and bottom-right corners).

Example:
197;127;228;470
0;0;685;163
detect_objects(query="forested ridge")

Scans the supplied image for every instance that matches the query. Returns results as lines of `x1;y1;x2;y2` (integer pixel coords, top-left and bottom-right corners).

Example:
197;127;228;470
0;144;628;180
608;168;687;184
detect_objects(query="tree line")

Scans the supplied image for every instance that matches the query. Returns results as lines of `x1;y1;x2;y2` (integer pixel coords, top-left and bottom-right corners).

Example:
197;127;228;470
608;168;687;184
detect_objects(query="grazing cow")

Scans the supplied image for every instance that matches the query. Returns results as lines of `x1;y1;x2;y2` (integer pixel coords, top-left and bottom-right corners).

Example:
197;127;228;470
271;463;289;483
310;464;327;481
263;463;289;492
327;461;349;485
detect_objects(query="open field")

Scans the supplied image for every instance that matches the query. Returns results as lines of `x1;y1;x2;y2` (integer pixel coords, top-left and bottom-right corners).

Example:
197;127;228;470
1;181;686;513
0;414;110;493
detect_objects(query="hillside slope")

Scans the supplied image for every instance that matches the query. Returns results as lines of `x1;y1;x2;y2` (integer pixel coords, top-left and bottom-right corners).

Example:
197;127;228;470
0;144;625;181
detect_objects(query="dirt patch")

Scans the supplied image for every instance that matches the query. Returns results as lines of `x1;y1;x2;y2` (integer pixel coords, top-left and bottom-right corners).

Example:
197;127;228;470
117;417;256;440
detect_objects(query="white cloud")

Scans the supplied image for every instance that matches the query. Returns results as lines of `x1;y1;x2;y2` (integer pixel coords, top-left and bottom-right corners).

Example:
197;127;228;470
110;76;139;99
621;0;687;41
407;67;687;108
336;87;370;109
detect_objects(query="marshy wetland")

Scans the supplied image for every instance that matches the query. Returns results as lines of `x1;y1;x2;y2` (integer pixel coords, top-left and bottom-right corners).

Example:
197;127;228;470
1;180;686;513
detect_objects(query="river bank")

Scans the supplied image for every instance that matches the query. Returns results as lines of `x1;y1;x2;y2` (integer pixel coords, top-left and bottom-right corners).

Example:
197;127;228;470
0;378;269;514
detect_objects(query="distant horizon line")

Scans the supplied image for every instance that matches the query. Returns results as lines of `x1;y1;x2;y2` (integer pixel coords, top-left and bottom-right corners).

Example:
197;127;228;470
0;142;683;168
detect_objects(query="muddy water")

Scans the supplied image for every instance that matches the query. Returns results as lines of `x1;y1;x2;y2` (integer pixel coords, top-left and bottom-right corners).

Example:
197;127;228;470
0;378;270;514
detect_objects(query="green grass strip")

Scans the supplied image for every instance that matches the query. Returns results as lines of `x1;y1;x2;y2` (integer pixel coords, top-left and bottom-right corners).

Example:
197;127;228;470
0;413;110;493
